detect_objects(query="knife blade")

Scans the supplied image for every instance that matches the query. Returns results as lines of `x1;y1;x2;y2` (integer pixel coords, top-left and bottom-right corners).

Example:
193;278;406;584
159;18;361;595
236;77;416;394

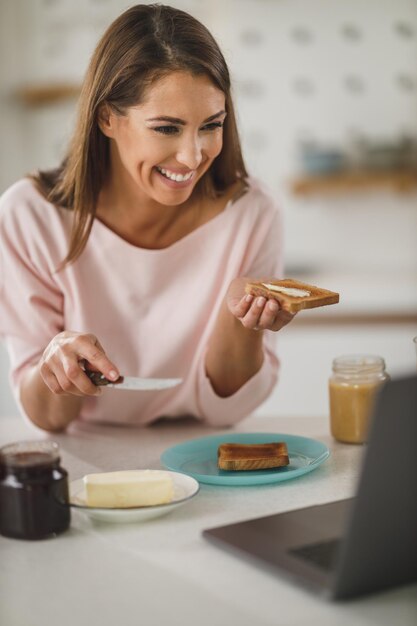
85;370;182;391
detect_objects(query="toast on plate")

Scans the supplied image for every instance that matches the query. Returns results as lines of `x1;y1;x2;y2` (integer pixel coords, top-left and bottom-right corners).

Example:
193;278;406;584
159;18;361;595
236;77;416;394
218;442;289;471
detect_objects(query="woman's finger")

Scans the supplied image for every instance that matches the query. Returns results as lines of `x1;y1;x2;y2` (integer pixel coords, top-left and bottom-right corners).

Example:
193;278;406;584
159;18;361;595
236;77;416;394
257;299;280;329
75;335;119;381
231;294;254;318
40;365;64;395
52;365;86;396
62;356;102;396
271;309;296;331
240;296;267;329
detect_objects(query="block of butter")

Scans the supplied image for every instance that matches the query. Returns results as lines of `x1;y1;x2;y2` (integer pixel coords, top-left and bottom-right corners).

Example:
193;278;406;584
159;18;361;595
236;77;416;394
83;470;174;508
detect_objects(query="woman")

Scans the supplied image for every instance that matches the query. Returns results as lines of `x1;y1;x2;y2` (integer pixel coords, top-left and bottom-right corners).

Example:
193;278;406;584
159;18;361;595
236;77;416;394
0;4;294;432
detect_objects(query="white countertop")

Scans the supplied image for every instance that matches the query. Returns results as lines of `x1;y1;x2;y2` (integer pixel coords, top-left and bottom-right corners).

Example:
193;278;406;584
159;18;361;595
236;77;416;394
1;414;416;626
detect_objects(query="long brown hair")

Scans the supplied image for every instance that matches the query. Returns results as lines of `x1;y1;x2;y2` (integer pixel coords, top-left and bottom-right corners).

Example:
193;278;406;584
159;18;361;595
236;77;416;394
30;4;247;268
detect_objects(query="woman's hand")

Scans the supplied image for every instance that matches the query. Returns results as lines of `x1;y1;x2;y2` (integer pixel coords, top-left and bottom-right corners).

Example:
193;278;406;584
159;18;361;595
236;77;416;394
39;331;119;397
226;276;296;332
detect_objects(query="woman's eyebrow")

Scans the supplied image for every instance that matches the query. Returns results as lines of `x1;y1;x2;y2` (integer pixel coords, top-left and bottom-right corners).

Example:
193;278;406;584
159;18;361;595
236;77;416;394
146;110;226;125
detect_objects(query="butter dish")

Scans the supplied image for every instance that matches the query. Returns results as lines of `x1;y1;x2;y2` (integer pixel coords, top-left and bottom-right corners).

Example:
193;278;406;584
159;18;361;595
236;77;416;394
69;470;199;523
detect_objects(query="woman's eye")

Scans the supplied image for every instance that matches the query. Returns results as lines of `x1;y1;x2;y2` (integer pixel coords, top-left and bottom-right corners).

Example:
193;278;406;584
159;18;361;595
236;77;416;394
153;126;179;135
152;121;223;135
202;122;223;131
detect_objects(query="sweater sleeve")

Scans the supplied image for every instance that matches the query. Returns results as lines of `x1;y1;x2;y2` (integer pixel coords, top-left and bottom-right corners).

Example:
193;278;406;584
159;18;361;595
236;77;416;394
0;187;64;394
196;191;283;427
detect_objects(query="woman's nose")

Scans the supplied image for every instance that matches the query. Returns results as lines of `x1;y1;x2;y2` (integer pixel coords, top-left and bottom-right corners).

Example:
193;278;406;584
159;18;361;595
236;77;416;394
175;135;203;170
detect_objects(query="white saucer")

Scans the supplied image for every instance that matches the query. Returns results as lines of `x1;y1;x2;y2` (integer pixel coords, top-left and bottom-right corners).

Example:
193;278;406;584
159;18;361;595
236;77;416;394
69;470;199;523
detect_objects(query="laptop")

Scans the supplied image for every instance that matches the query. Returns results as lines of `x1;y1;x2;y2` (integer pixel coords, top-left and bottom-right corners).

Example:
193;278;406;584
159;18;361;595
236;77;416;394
203;375;417;600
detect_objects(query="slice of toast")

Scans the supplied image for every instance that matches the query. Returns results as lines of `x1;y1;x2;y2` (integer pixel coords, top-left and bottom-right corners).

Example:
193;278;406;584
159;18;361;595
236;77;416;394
245;278;339;314
218;442;289;471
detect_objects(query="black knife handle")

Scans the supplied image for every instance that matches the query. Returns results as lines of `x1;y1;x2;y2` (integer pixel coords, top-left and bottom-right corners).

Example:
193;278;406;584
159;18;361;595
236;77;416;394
85;370;124;386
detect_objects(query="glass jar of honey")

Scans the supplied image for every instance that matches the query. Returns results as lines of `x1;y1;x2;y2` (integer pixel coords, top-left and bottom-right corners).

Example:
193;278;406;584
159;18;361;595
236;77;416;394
0;441;70;540
329;355;389;444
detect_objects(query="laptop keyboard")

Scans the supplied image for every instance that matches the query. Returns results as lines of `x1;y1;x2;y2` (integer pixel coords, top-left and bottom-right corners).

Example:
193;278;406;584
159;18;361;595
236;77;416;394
289;538;341;571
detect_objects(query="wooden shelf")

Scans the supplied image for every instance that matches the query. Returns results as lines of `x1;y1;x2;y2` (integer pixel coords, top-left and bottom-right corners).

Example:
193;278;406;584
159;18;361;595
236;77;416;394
290;169;417;196
14;83;81;106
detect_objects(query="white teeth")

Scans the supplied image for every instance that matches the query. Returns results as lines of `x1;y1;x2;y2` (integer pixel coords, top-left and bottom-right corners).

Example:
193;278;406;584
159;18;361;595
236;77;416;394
157;167;193;182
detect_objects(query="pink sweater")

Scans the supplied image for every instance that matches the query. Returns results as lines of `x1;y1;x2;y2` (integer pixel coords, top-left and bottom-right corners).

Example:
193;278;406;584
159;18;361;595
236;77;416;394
0;178;282;427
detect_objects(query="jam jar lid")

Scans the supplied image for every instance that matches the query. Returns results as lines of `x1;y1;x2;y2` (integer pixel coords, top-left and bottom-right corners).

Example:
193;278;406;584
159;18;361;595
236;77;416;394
0;440;60;470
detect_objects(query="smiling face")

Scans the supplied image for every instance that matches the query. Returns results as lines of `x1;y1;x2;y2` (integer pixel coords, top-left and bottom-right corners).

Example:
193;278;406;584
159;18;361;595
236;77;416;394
99;71;226;207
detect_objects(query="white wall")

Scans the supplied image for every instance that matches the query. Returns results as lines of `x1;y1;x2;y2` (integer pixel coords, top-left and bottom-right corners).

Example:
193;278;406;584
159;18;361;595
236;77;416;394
210;0;417;273
257;322;417;418
0;344;18;416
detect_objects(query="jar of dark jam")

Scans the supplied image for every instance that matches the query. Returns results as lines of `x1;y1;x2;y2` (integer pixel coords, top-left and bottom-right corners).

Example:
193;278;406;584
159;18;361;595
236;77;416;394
0;441;70;540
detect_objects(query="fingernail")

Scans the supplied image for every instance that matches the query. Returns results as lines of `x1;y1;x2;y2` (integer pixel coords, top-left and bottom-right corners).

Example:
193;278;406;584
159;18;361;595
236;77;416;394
256;297;266;307
268;300;279;312
109;370;118;380
245;294;254;303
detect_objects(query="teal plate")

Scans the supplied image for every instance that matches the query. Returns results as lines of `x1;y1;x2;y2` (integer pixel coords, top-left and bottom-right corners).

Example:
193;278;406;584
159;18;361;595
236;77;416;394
160;432;330;486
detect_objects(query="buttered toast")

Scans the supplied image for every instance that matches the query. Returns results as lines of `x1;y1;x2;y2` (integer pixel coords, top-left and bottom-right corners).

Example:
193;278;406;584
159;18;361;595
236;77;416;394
245;278;339;314
218;442;289;471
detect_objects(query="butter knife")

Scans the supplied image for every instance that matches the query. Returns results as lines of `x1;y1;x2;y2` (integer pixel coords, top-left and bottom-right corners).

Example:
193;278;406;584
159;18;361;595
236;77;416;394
85;370;182;391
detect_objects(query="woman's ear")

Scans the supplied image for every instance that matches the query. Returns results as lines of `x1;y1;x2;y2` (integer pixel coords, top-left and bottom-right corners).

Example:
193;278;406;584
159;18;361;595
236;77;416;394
97;103;115;138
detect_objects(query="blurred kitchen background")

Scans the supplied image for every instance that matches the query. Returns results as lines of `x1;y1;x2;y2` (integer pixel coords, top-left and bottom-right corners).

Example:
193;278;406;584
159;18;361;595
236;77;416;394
1;0;416;419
